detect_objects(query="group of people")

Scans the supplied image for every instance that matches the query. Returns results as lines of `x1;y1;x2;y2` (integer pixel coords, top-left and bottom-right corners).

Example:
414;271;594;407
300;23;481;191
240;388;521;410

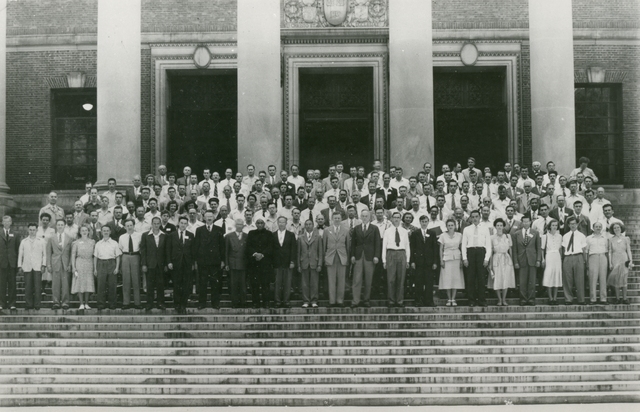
0;155;634;312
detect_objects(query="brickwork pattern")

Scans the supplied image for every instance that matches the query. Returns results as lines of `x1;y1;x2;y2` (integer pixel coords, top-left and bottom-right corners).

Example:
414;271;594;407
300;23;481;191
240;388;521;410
7;0;97;35
142;0;237;32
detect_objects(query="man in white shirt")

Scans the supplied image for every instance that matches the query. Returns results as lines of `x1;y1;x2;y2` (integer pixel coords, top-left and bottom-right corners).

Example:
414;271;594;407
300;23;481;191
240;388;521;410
381;212;411;307
597;204;623;236
118;219;142;309
102;178;118;207
323;176;341;201
444;181;462;212
242;164;258;190
565;181;586;211
389;167;410;192
516;167;536;190
18;223;47;310
277;194;295;222
583;189;604;226
562;216;588;304
198;169;214;191
186;206;204;236
214;205;235;235
287;164;305;192
532;203;551;235
144;199;161;225
461;210;492;307
408;197;428;224
79;182;92;205
426;206;446;236
570;156;599;183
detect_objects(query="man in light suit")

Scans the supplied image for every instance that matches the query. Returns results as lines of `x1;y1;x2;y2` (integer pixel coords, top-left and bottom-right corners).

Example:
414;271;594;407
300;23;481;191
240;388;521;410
140;217;168;311
504;205;522;235
176;166;192;187
72;200;90;228
410;215;440;307
349;210;381;308
46;219;73;310
323;213;351;307
167;216;195;315
298;219;323;308
224;219;248;308
272;216;297;308
0;215;20;311
321;196;347;224
512;215;542;306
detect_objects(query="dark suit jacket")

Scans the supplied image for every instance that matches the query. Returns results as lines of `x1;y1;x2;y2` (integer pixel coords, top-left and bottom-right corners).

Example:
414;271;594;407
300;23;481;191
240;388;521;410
160;222;177;235
575;214;592;237
166;229;194;270
140;231;167;269
105;219;127;241
453;218;471;234
225;231;248;271
378;187;398;210
176;176;191;187
350;223;381;262
409;228;440;268
504;219;523;235
292;198;308;211
125;186;143;204
0;229;20;268
549;207;575;234
505;185;522;201
297;230;323;270
272;230;297;269
512;228;542;267
246;228;274;267
321;207;347;225
193;225;225;267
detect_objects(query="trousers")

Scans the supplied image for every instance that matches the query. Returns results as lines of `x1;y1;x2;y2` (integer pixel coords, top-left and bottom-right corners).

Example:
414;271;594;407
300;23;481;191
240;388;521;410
562;254;585;303
386;250;407;305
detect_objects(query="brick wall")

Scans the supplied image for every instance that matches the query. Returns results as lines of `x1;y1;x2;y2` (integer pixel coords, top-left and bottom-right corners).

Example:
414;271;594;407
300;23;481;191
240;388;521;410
572;0;640;28
6;50;97;194
141;0;237;32
7;0;97;35
432;0;528;28
141;48;152;179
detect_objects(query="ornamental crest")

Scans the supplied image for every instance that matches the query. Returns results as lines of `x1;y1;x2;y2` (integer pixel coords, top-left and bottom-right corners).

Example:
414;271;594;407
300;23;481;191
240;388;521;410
323;0;349;26
283;0;388;28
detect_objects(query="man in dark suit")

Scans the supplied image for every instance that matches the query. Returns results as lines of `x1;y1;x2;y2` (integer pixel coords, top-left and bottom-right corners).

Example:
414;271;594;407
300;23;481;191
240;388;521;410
125;174;144;204
512;215;542;306
572;201;592;237
298;219;323;308
176;166;192;188
349;210;381;308
0;215;20;311
292;187;308;211
320;196;346;224
105;206;127;241
159;210;177;235
193;210;226;309
379;173;398;209
410;215;440;307
451;208;470;234
166;216;194;315
548;196;574;234
272;217;297;308
504;206;522;235
140;216;168;311
225;218;248;308
246;217;274;308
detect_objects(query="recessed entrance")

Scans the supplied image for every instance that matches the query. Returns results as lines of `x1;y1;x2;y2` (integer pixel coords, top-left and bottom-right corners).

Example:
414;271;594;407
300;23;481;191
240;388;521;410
298;67;374;173
167;70;237;176
434;68;508;173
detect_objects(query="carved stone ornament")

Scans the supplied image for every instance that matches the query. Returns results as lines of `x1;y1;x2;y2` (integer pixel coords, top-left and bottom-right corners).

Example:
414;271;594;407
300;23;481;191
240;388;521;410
193;45;211;69
67;71;87;88
283;0;388;28
323;0;349;26
460;43;479;66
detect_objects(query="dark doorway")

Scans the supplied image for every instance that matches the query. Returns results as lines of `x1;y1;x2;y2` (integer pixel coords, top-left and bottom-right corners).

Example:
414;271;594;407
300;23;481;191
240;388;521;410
299;68;374;174
167;70;237;177
434;69;508;174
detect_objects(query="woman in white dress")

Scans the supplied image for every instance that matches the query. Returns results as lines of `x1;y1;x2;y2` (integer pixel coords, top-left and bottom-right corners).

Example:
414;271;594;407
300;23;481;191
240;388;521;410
541;219;563;305
438;219;464;306
487;218;515;306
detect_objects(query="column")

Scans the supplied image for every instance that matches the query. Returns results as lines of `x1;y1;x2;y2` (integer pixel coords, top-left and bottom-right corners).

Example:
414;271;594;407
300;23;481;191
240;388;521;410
96;0;141;187
529;0;576;174
237;0;282;171
389;0;434;177
0;0;8;196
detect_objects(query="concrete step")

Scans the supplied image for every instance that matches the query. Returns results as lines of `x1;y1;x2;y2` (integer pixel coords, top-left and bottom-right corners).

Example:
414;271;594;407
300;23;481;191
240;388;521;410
1;381;640;395
1;390;638;407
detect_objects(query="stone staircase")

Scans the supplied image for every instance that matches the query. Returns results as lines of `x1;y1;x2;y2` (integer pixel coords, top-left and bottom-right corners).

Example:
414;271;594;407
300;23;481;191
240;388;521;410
0;199;637;406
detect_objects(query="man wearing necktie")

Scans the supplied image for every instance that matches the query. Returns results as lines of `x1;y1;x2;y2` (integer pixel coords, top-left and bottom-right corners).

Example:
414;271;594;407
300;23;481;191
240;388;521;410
118;220;142;309
513;216;542;306
461;211;492;307
561;216;588;305
381;212;411;308
0;215;20;311
167;216;195;314
350;210;381;308
409;215;440;307
46;219;72;310
323;214;351;307
193;210;226;310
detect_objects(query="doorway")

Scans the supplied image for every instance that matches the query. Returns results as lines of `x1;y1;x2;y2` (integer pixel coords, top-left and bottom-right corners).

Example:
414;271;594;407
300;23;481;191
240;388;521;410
434;69;508;173
167;70;237;177
298;67;374;174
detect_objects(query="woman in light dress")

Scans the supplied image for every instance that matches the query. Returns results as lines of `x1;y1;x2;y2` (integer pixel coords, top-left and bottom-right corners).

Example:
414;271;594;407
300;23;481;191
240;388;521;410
71;225;96;310
487;218;515;306
541;219;563;305
608;222;634;304
438;219;464;307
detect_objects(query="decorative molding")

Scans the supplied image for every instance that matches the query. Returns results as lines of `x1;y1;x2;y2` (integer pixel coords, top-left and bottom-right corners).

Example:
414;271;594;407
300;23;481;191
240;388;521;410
283;0;388;29
281;37;388;44
283;52;388;169
44;74;96;89
148;42;237;48
574;69;628;83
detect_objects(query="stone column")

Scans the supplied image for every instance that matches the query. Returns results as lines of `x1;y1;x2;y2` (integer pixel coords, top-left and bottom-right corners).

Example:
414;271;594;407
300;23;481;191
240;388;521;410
389;0;434;177
96;0;141;187
0;0;8;197
529;0;576;174
237;0;282;171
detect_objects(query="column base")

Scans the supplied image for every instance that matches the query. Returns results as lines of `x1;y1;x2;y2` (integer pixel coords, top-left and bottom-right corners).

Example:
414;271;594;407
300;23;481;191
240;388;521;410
0;191;18;216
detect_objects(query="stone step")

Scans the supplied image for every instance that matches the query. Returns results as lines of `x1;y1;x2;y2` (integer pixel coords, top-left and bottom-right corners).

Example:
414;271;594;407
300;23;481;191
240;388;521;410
1;361;638;375
2;352;638;366
3;335;637;348
1;381;639;396
2;342;637;357
2;325;638;339
1;390;638;407
2;370;638;385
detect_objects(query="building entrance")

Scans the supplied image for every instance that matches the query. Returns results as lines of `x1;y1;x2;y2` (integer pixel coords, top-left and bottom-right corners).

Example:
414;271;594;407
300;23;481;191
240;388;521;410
298;68;374;174
434;69;508;174
167;70;237;177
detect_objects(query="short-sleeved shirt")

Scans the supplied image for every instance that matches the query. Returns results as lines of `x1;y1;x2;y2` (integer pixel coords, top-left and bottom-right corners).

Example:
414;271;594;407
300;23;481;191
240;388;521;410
93;238;122;260
562;230;587;255
586;234;608;255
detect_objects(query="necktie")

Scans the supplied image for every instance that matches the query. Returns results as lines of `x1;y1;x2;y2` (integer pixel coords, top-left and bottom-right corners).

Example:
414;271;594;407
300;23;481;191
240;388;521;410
523;230;529;246
543;219;548;235
226;197;231;211
439;208;443;221
222;220;226;233
568;231;574;253
423;230;427;240
451;195;456;210
214;184;218;197
180;231;184;244
208;225;212;232
127;234;133;253
563;188;567;198
370;195;374;210
395;228;400;247
307;232;312;242
352;179;356;193
58;233;62;246
457;220;461;231
350;220;354;230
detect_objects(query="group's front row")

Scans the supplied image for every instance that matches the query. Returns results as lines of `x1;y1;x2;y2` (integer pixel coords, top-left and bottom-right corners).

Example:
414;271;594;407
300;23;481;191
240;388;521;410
1;206;634;313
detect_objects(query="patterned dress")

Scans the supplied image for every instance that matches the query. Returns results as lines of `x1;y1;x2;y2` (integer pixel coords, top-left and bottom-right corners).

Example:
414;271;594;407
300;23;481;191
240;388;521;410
438;232;465;289
608;236;631;288
71;239;96;294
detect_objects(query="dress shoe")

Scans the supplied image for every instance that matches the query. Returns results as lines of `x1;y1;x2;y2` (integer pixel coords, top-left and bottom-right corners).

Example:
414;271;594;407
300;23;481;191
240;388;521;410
302;303;309;308
157;305;166;310
350;303;359;308
311;303;319;308
52;305;60;310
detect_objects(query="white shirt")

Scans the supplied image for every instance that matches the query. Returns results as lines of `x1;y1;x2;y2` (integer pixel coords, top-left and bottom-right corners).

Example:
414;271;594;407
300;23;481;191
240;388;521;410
516;177;536;190
118;232;142;253
532;216;550;235
287;175;305;191
372;219;392;238
562;230;587;255
389;177;410;191
144;210;161;225
277;229;286;246
186;220;204;236
381;225;411;263
461;223;492;262
18;237;47;272
565;193;586;210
